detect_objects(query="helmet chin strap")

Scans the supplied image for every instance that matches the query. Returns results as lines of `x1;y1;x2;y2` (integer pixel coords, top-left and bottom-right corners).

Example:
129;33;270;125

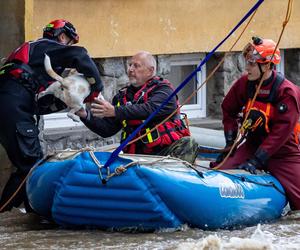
257;63;264;80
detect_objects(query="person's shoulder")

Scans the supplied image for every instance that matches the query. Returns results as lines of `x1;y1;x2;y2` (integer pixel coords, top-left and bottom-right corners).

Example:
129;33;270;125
234;74;248;85
150;76;173;88
275;73;300;98
35;39;87;51
116;85;128;96
280;79;300;93
30;38;60;45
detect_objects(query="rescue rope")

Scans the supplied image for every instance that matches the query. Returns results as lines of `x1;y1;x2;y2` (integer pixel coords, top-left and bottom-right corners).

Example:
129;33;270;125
88;152;199;184
103;0;265;168
213;0;294;170
88;149;286;195
0;154;53;213
88;147;284;194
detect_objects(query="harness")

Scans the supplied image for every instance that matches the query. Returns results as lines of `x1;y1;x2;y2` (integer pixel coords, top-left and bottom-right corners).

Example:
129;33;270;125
117;77;190;154
242;72;300;142
0;41;47;94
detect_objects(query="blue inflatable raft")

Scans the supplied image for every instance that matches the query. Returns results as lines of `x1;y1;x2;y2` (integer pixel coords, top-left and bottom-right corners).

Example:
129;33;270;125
26;151;287;231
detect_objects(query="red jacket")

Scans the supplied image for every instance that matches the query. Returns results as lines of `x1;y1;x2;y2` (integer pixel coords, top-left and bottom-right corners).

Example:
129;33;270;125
222;71;300;159
82;76;190;155
220;70;300;210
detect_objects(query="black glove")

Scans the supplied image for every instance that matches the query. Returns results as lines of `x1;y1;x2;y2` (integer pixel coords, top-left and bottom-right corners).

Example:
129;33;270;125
215;130;237;164
237;148;269;175
237;158;260;174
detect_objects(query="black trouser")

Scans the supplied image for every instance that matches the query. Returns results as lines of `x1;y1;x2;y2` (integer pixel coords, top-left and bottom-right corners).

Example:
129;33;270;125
0;78;43;211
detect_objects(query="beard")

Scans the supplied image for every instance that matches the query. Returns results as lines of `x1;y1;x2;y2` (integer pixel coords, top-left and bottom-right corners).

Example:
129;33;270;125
129;78;143;87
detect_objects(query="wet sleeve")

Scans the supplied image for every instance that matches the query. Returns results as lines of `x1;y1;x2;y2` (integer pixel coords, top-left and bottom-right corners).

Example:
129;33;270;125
47;46;103;92
81;114;122;138
222;77;248;133
114;83;177;121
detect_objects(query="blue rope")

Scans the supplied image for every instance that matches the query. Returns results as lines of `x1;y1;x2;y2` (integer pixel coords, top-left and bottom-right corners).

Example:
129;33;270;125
104;0;264;168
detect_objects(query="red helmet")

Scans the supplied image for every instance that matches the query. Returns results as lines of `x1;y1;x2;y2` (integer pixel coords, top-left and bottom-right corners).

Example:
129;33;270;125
243;37;281;65
43;19;79;44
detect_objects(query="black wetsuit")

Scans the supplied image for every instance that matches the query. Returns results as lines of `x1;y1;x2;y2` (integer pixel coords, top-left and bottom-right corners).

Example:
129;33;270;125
0;38;103;211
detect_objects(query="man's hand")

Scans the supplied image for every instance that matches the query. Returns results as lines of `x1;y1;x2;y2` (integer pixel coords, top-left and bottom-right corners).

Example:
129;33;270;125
91;98;116;118
75;108;88;119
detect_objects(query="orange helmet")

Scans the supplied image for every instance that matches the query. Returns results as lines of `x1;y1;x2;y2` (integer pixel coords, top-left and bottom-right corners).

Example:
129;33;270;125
243;37;281;65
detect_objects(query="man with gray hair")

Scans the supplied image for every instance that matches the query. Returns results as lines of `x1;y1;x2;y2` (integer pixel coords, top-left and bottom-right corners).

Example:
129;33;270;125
77;51;198;163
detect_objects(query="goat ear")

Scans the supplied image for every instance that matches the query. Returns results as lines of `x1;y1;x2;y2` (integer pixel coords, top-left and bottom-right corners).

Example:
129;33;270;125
69;69;77;75
62;68;77;77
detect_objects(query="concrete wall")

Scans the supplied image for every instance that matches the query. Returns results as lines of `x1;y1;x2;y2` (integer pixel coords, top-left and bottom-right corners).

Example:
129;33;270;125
24;0;300;58
206;52;245;118
0;0;25;191
0;0;24;61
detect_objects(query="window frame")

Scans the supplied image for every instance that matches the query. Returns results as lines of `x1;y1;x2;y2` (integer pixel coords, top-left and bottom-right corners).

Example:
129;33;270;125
169;53;207;119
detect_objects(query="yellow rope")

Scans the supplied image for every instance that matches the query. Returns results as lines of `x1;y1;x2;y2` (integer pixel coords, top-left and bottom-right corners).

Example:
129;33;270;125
213;0;294;170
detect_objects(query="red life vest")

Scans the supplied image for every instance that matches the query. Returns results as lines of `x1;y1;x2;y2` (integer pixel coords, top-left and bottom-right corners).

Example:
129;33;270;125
243;99;275;135
0;40;47;93
118;76;190;154
1;42;31;78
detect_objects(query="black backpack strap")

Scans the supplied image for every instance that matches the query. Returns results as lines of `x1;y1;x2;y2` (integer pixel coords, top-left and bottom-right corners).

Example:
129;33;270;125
266;72;284;103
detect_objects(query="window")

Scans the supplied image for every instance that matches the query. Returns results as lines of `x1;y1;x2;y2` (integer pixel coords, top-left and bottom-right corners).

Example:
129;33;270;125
277;49;284;74
168;53;206;118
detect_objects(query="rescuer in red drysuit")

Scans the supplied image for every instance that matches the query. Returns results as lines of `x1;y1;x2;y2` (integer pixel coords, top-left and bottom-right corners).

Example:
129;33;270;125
211;37;300;210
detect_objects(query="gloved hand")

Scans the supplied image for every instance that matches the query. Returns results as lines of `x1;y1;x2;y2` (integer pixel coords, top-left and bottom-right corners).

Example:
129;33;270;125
84;90;99;103
210;130;237;168
237;158;260;174
237;148;268;174
84;82;103;103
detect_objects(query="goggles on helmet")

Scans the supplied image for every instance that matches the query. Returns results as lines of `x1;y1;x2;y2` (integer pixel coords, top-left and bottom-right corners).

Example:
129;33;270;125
242;37;280;65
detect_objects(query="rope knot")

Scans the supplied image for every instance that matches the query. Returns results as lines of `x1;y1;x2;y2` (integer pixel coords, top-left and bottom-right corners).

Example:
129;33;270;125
115;166;127;175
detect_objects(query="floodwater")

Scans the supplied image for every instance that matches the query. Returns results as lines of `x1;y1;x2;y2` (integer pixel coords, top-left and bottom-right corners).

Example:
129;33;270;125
1;208;300;250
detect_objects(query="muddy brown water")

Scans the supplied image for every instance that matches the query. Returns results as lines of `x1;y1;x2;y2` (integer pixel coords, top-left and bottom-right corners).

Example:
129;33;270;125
1;209;300;249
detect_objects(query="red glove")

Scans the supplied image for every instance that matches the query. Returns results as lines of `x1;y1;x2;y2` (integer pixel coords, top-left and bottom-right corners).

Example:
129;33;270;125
84;91;99;103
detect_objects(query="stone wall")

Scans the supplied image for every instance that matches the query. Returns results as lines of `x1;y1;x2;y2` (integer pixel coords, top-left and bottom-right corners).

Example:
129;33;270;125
206;52;245;119
285;49;300;86
205;49;300;119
